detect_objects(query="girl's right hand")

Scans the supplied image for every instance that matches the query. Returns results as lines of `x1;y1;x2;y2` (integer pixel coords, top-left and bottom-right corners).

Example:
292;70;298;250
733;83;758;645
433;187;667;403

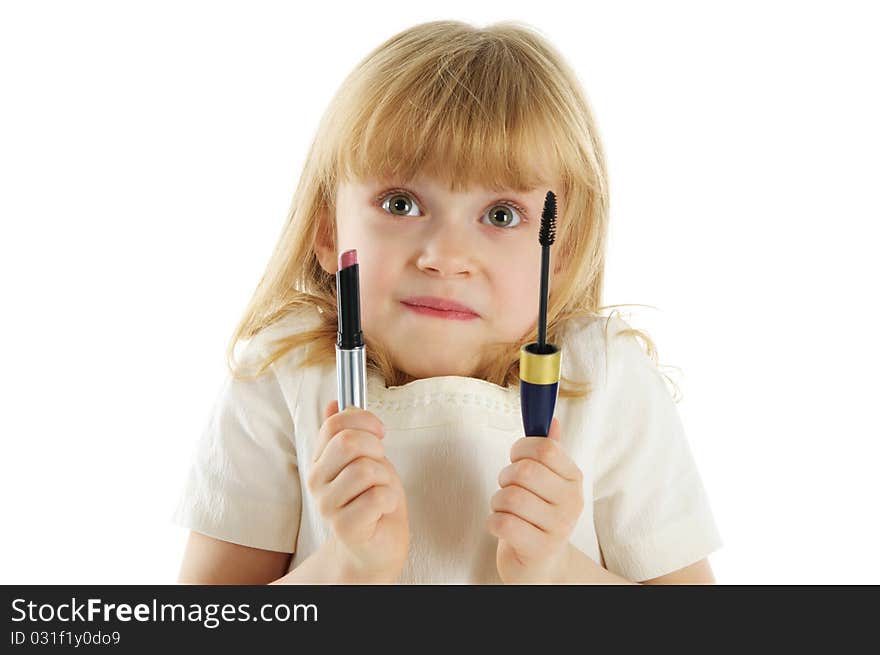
306;400;410;583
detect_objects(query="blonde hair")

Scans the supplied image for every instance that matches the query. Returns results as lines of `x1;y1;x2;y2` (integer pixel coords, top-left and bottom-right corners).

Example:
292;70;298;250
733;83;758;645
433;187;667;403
227;19;678;402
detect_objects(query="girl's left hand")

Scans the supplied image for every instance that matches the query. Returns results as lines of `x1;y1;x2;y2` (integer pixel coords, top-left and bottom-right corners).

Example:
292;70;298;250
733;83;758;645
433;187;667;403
486;417;585;584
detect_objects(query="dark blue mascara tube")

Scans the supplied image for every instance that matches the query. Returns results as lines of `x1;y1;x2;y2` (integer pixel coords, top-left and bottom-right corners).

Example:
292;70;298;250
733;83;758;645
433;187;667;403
519;342;561;437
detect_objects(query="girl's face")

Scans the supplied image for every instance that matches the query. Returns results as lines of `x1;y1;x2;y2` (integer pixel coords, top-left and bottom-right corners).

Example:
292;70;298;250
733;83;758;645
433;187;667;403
316;172;557;382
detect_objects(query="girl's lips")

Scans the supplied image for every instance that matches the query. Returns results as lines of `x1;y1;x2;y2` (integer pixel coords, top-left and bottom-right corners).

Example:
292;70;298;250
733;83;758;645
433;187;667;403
401;303;479;320
400;300;479;321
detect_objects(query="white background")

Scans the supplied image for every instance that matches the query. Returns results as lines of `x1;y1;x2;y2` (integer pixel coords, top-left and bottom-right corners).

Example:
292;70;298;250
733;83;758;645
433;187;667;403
2;0;877;584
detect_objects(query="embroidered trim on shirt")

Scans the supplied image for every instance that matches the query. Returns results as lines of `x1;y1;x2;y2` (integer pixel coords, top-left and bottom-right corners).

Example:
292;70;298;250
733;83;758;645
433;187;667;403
368;391;518;414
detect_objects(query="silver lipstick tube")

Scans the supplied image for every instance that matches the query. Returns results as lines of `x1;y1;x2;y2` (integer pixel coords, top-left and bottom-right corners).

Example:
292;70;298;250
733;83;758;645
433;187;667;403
336;344;366;411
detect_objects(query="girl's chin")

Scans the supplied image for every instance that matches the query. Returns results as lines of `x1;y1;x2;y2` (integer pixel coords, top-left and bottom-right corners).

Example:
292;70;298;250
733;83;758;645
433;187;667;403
391;354;481;381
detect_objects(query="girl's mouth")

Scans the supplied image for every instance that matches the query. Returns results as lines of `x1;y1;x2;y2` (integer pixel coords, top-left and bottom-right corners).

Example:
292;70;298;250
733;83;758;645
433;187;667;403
400;297;479;321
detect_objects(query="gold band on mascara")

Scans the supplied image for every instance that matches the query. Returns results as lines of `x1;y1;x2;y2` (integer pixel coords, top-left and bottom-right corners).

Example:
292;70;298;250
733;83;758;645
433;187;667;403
520;343;561;385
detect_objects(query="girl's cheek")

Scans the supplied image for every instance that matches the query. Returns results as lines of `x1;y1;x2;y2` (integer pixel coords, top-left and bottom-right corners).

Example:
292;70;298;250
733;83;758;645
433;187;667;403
495;251;541;301
360;262;398;300
365;216;413;237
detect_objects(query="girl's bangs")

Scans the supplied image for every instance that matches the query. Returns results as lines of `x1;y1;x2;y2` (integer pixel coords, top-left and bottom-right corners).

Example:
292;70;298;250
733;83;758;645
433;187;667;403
335;79;564;194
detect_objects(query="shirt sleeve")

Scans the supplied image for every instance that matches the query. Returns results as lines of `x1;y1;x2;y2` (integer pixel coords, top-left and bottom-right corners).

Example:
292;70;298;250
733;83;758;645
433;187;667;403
591;315;723;582
170;333;303;554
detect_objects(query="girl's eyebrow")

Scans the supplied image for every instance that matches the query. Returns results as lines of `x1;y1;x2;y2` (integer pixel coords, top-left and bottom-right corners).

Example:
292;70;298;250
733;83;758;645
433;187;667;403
372;177;540;202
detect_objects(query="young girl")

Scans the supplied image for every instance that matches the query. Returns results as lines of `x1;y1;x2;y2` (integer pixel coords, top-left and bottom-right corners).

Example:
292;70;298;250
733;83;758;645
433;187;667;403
172;19;722;584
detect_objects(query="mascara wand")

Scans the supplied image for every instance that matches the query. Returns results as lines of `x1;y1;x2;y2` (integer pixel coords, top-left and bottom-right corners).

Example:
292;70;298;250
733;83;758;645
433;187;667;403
537;191;555;352
519;191;561;437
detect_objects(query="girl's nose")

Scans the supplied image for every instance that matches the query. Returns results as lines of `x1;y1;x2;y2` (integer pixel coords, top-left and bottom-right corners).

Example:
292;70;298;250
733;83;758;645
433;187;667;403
415;221;473;277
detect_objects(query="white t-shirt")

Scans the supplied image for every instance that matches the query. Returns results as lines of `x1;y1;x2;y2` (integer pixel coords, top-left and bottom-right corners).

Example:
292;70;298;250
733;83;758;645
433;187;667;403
170;305;723;583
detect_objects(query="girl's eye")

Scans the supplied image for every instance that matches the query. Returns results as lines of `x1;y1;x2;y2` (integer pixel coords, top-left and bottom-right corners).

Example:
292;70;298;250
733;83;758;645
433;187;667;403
378;190;526;228
482;204;523;229
381;193;421;217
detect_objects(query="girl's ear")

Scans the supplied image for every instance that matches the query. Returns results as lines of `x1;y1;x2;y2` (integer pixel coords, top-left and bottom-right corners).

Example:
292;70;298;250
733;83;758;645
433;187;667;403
313;213;337;275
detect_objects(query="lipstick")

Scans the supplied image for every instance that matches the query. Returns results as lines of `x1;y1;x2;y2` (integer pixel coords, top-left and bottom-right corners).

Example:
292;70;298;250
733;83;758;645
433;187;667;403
336;248;366;411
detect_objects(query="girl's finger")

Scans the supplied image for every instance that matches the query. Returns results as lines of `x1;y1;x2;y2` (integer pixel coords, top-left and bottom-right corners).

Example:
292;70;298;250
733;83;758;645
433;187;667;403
486;511;548;557
309;428;385;489
509;427;582;483
497;458;570;505
333;485;397;539
323;456;392;511
490;485;555;533
313;406;385;463
546;417;561;441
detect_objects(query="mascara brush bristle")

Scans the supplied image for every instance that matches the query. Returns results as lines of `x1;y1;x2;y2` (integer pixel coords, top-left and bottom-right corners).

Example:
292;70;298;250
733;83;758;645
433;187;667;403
539;191;557;247
537;190;557;351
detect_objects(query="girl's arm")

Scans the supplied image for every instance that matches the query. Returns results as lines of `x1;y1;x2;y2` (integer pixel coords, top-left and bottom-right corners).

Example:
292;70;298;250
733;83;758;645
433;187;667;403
177;531;292;584
641;557;716;584
176;531;373;584
559;544;716;584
